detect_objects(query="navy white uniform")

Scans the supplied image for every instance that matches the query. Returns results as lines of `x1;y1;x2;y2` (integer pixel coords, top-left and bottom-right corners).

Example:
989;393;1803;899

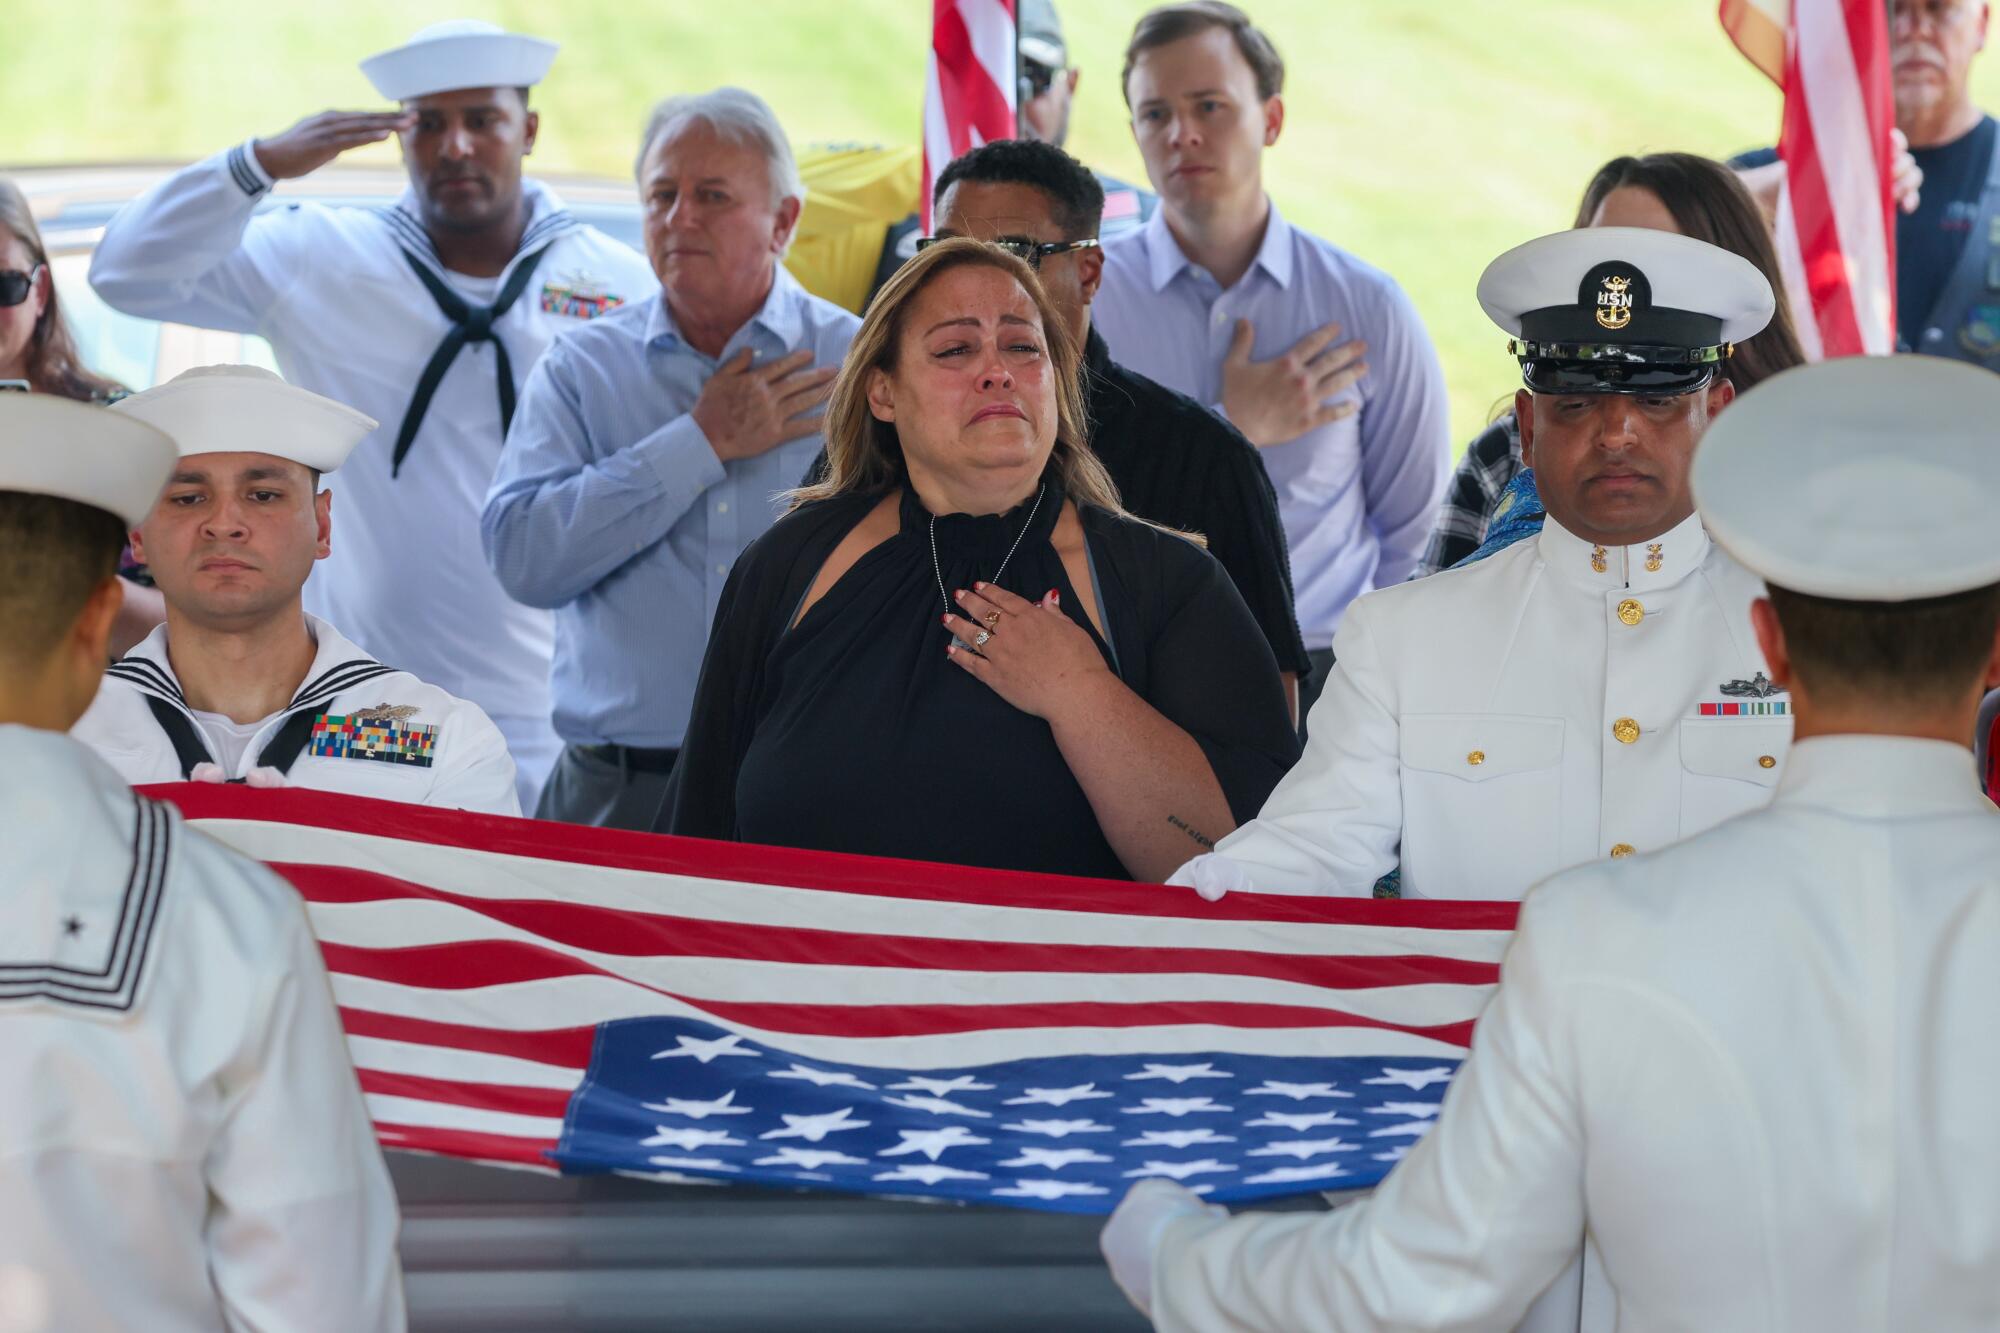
74;614;520;815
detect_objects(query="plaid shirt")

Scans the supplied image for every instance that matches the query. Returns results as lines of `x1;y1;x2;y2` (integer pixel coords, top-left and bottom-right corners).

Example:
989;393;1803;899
1412;411;1524;578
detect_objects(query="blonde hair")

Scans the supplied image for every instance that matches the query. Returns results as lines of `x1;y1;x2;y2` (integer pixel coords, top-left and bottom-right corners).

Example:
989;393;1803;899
790;236;1126;515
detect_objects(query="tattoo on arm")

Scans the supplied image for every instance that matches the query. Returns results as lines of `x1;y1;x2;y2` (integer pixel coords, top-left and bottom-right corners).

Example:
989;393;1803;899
1167;815;1214;850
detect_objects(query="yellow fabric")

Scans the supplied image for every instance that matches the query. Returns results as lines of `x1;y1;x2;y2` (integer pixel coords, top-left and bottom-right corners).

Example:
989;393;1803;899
784;143;922;314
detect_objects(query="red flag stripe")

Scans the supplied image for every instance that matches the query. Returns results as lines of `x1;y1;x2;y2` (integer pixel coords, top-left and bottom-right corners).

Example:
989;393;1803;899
335;978;1480;1047
932;4;1013;155
371;1122;559;1166
1778;52;1866;355
357;1068;575;1120
290;867;1500;990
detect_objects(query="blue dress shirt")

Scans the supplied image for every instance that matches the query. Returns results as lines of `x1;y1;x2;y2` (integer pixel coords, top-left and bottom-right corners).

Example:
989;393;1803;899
482;268;859;748
1092;204;1451;650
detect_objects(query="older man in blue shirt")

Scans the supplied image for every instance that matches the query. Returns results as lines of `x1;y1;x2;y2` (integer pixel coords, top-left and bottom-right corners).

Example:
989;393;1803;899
1091;3;1450;727
483;88;859;828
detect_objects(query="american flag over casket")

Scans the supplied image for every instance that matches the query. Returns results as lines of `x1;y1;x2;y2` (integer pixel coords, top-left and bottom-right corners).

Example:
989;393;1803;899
152;785;1518;1215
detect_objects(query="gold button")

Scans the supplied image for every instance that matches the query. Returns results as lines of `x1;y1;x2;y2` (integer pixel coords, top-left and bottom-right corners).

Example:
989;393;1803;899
1617;598;1644;626
1759;755;1776;769
1467;750;1485;766
1609;843;1636;858
1612;717;1641;744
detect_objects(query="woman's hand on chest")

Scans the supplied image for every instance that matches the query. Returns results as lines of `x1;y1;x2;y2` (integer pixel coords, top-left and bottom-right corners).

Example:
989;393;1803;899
942;581;1114;722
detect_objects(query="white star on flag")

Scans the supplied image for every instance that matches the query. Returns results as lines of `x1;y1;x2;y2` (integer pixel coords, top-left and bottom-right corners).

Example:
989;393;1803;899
639;1126;745;1151
759;1107;871;1142
1123;1158;1237;1181
883;1094;993;1119
1245;1110;1358;1132
1123;1128;1237;1149
1247;1138;1361;1160
1124;1062;1231;1084
879;1126;992;1160
887;1075;995;1097
1368;1121;1435;1139
650;1034;761;1065
1367;1101;1443;1119
874;1164;992;1185
1003;1084;1114;1107
1122;1097;1231;1118
641;1090;753;1119
1364;1066;1455;1091
994;1179;1109;1201
1245;1080;1352;1101
1245;1163;1349;1186
768;1063;877;1090
1002;1119;1113;1138
755;1148;869;1170
646;1155;739;1172
998;1147;1112;1171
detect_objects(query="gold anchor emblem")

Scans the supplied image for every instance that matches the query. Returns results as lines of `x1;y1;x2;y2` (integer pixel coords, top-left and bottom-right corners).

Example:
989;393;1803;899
1645;543;1664;573
1595;273;1634;331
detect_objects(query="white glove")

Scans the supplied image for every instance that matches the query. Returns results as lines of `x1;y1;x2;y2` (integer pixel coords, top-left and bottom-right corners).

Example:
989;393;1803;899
188;763;288;788
1165;853;1255;903
1100;1178;1228;1317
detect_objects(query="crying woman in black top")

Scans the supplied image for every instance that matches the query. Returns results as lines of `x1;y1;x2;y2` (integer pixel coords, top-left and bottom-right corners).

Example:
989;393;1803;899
657;237;1298;882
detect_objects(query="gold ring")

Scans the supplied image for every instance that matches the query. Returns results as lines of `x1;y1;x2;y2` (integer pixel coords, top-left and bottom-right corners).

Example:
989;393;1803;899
983;610;1002;628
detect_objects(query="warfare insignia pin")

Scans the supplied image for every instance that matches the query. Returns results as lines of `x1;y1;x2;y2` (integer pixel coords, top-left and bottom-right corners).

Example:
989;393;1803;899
353;702;421;723
307;712;440;768
1719;672;1784;699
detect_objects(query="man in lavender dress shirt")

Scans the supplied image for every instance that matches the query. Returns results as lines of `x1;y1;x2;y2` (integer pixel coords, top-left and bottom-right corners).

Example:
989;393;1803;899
1091;3;1450;725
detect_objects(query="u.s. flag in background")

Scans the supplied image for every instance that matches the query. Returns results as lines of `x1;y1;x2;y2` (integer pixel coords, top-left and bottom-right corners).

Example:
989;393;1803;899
152;785;1516;1215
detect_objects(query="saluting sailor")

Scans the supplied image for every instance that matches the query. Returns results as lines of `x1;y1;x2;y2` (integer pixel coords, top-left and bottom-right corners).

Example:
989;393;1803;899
1170;228;1791;902
0;393;404;1330
72;364;520;814
88;19;654;811
1104;353;2000;1333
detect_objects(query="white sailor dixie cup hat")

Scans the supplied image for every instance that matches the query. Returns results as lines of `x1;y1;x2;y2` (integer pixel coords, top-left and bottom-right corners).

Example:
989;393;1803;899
360;19;559;102
1694;355;2000;602
1479;227;1776;396
111;365;378;475
0;392;176;528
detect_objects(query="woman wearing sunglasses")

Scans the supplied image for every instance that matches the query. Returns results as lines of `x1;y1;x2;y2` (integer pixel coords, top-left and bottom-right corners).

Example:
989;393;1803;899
2;177;166;650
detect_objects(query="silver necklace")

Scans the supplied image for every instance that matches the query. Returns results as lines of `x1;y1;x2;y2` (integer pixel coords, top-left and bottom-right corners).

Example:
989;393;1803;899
929;483;1046;618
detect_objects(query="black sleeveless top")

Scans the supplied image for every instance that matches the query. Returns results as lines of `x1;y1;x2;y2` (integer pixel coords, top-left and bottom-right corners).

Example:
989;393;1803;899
659;481;1299;880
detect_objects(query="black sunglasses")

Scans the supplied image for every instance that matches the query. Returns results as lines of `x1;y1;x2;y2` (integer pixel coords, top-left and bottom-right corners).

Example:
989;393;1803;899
1019;61;1061;100
916;236;1100;271
0;266;42;308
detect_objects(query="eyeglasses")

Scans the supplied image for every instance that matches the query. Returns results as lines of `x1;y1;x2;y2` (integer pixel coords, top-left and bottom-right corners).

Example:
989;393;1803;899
0;266;42;308
915;236;1101;270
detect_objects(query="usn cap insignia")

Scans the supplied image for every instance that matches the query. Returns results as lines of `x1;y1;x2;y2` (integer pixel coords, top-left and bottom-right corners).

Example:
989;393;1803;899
1586;261;1646;332
308;712;439;767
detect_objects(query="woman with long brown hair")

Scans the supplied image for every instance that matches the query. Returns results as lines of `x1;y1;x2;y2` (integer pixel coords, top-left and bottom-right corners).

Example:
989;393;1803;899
2;177;165;651
0;180;125;400
1416;151;1808;575
658;237;1298;881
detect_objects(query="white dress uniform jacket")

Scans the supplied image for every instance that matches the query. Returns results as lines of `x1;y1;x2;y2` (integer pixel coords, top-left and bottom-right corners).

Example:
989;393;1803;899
71;615;520;815
1179;510;1792;899
0;725;404;1332
1149;735;2000;1331
87;142;655;803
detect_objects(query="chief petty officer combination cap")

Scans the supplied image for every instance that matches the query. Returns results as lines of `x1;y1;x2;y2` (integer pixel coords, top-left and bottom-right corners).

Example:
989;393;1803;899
1479;227;1776;396
359;19;558;102
0;392;175;528
1694;355;2000;602
111;365;379;474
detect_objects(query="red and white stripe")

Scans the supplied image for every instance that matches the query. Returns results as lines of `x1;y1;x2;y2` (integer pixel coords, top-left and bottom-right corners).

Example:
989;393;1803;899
922;0;1019;232
152;785;1514;1174
1722;0;1898;357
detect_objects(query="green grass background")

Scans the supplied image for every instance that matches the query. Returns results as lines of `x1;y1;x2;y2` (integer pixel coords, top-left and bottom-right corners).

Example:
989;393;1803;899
10;0;2000;445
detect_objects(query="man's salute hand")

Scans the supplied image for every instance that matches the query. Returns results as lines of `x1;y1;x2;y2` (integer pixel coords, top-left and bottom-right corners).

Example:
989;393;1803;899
252;111;417;181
